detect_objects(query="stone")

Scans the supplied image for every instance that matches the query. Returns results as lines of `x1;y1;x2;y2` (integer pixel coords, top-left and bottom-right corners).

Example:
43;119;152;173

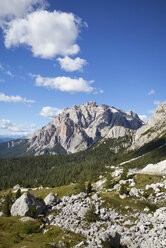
20;216;35;222
11;193;45;217
44;192;57;206
101;231;121;248
13;184;21;189
78;207;89;218
129;187;140;197
74;241;85;247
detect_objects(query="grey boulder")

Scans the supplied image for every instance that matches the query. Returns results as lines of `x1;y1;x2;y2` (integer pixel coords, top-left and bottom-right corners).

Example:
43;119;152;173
11;192;45;217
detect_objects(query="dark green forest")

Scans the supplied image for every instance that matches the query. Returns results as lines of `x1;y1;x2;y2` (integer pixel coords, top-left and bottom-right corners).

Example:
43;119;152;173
0;135;166;190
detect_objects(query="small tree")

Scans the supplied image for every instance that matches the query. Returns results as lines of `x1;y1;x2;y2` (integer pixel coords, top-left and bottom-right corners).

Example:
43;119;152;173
3;194;11;217
105;174;114;189
29;204;37;218
85;204;99;222
119;184;128;195
120;167;128;181
87;182;92;195
16;189;21;199
77;178;86;193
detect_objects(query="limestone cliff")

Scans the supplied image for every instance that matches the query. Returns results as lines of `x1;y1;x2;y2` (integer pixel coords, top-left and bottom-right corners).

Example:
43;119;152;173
27;101;142;155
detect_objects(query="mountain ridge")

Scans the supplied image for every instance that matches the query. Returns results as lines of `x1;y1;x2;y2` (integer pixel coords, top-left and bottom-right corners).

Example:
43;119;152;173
27;101;142;155
1;100;166;158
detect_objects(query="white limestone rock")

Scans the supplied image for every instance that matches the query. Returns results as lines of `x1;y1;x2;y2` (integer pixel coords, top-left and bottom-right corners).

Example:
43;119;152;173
140;160;166;175
132;101;166;149
20;216;35;222
13;184;21;189
44;192;57;207
27;101;142;155
11;193;45;217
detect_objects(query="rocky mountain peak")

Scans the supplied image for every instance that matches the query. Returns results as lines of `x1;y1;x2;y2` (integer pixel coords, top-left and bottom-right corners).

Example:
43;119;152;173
132;100;166;149
27;102;142;155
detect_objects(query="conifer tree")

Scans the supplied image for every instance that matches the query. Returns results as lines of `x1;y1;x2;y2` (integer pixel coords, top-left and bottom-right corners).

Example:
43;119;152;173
87;182;92;195
16;189;21;199
3;194;11;217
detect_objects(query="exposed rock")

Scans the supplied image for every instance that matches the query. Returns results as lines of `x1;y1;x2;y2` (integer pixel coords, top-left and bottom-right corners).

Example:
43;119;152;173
140;160;166;175
100;231;121;248
27;102;142;155
13;184;21;189
132;101;166;149
44;192;57;207
11;193;45;217
20;216;35;222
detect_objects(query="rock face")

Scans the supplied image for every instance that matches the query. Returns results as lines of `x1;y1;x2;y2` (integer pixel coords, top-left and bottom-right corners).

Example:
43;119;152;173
140;159;166;175
132;101;166;149
11;193;45;217
27;102;142;155
44;192;57;207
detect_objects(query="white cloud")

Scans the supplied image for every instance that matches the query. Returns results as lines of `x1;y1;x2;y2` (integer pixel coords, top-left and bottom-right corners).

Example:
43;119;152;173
154;100;160;105
0;92;35;103
6;70;14;77
57;56;87;72
0;119;37;135
0;0;46;26
138;115;148;123
148;89;155;96
4;10;82;59
0;79;5;82
148;108;156;115
34;74;94;93
40;106;62;119
0;64;4;70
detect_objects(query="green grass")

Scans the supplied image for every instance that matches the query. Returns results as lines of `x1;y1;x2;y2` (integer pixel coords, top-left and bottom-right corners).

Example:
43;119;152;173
99;192;158;215
31;184;79;200
134;174;164;190
0;216;85;248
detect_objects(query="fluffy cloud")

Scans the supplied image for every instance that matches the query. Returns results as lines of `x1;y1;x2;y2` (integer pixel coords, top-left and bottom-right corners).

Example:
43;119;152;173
0;64;4;70
148;89;155;96
40;106;62;119
154;100;160;105
57;56;87;72
138;115;148;123
6;70;14;77
4;10;82;58
0;119;36;135
0;92;35;103
0;0;46;26
34;74;94;93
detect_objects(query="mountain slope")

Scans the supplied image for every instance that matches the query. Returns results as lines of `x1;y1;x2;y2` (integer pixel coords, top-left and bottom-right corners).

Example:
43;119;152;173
132;101;166;149
0;102;142;158
27;101;142;155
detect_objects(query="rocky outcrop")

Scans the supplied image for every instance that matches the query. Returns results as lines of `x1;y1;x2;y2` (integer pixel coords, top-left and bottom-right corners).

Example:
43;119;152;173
46;190;166;248
132;101;166;149
27;102;142;155
11;192;45;217
140;159;166;175
44;192;57;207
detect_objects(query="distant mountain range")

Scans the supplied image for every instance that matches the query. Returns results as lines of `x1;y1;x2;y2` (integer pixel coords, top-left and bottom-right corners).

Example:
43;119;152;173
0;135;26;143
0;100;166;159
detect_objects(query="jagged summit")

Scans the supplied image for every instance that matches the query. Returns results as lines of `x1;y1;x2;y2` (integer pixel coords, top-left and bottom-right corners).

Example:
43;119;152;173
27;101;142;155
132;100;166;149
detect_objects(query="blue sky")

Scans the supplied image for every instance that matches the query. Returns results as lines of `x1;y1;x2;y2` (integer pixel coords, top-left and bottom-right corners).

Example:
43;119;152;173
0;0;165;135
